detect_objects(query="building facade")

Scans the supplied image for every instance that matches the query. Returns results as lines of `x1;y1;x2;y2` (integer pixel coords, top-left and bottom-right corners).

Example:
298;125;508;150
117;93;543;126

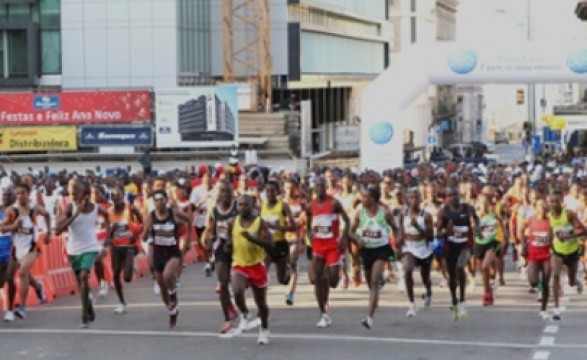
211;0;391;153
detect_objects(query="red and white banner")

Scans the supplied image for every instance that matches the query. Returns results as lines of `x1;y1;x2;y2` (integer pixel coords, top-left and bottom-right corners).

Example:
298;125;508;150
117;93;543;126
0;90;152;125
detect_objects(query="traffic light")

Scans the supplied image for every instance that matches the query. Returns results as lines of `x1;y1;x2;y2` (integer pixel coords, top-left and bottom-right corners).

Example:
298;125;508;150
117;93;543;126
516;89;525;105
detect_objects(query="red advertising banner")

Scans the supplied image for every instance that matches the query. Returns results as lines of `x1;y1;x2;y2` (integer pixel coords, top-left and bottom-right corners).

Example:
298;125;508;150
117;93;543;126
0;91;152;125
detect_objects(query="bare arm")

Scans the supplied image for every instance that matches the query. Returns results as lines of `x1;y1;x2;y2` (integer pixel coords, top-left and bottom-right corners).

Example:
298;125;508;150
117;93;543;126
98;207;111;246
55;203;75;236
280;203;298;232
0;208;20;233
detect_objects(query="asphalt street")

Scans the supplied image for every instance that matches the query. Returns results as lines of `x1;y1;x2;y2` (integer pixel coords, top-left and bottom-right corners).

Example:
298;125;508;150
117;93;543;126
0;255;584;360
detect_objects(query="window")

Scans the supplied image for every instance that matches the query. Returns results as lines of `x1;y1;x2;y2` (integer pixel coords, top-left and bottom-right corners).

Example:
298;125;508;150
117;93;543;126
8;3;30;22
0;33;4;78
40;0;61;74
8;30;28;77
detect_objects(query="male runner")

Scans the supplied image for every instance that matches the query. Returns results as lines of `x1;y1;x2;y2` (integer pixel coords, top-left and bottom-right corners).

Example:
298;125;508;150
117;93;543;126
306;177;350;328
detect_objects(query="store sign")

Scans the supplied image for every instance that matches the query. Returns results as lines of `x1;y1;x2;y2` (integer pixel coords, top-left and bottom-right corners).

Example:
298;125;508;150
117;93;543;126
0;91;151;125
0;126;77;152
79;126;153;147
335;124;360;151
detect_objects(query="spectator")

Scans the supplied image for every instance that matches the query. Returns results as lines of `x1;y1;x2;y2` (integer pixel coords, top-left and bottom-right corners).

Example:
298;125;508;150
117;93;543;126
139;149;152;175
245;144;258;170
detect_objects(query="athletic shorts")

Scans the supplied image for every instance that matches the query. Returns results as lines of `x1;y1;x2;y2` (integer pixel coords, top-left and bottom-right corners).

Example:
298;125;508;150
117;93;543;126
444;241;471;267
69;252;99;275
306;246;313;261
403;253;433;268
13;242;38;262
361;244;394;271
152;245;181;273
312;240;340;267
473;241;499;260
195;227;206;242
267;241;289;261
553;250;580;267
214;238;232;264
232;263;269;288
111;246;136;268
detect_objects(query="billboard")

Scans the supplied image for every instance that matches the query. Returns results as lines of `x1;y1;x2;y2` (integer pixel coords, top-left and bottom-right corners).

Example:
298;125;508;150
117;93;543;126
79;126;153;147
155;85;238;148
0;90;151;125
0;126;77;152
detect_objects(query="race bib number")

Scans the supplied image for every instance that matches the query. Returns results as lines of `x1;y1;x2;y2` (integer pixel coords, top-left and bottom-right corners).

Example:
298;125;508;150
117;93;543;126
532;231;549;247
453;226;469;238
154;236;176;246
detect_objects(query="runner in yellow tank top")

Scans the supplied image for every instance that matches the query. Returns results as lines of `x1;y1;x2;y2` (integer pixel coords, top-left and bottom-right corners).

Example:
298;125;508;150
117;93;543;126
260;181;296;286
226;194;274;344
547;191;587;320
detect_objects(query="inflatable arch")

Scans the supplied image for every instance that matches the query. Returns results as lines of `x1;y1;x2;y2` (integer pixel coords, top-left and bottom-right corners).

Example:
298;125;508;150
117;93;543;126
360;42;587;172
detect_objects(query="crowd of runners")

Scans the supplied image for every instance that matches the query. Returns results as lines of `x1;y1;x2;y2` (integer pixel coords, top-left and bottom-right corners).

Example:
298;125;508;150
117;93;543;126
0;159;586;345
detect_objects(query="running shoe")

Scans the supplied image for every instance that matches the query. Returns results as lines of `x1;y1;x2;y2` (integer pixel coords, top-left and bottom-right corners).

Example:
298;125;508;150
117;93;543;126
458;302;468;319
257;328;270;345
553;307;562;321
285;292;294;306
406;303;417;318
153;281;161;295
114;304;128;315
205;263;213;278
353;274;362;288
215;283;221;294
4;311;14;322
14;306;26;319
175;278;181;289
422;295;432;309
482;293;491;307
452;305;459;321
539;311;551;321
35;283;47;304
169;306;179;328
98;281;108;297
576;280;583;295
80;318;90;329
316;313;332;328
361;317;373;330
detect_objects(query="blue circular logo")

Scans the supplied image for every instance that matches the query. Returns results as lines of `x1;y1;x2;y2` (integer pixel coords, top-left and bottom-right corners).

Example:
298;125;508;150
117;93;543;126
567;49;587;74
369;122;394;145
447;50;477;74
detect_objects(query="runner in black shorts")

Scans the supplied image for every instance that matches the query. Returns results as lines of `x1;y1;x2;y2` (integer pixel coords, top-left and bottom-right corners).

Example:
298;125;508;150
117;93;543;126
350;185;397;329
438;187;478;320
142;190;191;328
204;181;239;335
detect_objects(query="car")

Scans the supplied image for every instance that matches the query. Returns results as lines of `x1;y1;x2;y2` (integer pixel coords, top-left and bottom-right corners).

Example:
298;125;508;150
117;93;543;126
446;143;491;165
494;132;509;145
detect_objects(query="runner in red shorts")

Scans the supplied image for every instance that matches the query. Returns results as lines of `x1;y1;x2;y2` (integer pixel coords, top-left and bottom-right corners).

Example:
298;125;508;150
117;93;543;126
520;199;553;320
306;176;350;328
227;194;274;345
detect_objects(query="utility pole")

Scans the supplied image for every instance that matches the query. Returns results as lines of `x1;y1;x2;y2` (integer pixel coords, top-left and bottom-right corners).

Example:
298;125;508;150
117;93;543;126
527;0;536;135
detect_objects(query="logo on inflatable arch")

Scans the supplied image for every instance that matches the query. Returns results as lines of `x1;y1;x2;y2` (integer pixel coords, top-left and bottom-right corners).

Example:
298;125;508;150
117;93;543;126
447;49;477;75
369;122;394;145
567;49;587;74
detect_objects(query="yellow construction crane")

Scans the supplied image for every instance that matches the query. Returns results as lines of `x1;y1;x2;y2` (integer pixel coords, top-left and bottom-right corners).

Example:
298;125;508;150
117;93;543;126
222;0;272;112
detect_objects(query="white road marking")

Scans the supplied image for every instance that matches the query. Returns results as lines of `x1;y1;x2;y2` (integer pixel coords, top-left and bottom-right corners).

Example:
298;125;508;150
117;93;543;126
0;328;537;349
532;351;550;360
543;325;558;334
539;337;555;346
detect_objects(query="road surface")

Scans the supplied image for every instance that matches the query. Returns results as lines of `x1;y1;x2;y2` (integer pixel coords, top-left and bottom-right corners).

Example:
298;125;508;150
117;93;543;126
0;259;584;360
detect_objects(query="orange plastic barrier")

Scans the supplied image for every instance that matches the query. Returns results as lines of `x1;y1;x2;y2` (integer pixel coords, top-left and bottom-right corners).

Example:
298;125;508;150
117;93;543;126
42;234;79;299
2;229;205;308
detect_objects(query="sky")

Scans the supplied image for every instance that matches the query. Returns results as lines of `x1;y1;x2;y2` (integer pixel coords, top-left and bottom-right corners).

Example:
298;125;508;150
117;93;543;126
457;0;586;43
